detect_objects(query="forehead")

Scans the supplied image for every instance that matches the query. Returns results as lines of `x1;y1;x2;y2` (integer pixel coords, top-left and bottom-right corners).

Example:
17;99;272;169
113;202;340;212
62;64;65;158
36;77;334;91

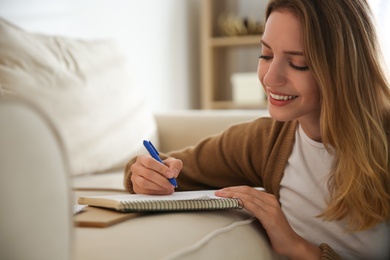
262;10;304;52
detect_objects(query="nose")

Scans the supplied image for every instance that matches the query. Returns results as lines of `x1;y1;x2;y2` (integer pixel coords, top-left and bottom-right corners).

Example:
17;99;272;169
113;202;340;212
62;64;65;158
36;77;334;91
259;59;286;87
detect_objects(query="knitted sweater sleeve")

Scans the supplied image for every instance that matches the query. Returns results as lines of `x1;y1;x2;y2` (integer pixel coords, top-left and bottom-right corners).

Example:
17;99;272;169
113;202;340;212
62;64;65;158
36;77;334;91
124;117;284;192
319;243;342;259
124;118;297;192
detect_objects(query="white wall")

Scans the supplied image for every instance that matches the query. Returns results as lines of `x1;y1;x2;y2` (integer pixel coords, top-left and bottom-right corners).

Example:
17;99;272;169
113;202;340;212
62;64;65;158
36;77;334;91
1;0;388;112
369;0;390;72
0;0;201;111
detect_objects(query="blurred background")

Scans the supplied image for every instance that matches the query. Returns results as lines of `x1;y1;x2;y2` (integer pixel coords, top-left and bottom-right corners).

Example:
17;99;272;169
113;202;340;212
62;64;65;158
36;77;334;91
0;0;389;112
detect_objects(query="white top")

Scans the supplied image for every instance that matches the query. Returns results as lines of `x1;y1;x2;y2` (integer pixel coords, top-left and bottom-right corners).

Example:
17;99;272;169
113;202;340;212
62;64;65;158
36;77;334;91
280;125;390;259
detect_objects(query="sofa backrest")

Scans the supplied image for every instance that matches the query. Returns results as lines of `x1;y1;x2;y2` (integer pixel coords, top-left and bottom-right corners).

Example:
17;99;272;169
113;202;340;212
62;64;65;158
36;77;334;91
0;17;158;176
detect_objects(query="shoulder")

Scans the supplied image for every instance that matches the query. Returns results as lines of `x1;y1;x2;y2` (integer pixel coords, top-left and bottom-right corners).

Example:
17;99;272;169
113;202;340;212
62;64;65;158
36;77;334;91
221;117;298;148
227;116;297;136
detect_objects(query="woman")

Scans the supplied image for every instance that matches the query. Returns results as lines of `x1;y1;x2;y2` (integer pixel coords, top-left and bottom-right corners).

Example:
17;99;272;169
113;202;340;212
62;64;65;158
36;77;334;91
125;0;390;259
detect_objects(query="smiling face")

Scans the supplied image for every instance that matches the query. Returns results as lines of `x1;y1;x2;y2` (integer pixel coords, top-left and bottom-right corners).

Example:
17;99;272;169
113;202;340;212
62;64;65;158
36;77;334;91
258;10;321;138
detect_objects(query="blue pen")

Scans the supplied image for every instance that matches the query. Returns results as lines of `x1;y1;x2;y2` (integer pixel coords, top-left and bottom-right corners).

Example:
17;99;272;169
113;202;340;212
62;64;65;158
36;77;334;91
143;140;178;188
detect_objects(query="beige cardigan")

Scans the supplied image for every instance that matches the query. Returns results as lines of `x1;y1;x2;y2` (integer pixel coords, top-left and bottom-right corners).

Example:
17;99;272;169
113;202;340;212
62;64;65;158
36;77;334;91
124;117;339;259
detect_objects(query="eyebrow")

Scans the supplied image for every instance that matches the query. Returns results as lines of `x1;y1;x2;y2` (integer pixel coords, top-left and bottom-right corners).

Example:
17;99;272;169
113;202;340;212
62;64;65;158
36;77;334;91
261;39;304;56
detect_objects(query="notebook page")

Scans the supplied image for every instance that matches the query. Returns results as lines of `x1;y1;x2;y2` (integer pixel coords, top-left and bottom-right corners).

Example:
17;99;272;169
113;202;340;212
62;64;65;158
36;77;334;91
82;190;222;202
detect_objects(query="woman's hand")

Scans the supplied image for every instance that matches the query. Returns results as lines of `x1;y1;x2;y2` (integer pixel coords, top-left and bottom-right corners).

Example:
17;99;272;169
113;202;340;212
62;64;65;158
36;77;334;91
215;186;321;259
130;155;182;195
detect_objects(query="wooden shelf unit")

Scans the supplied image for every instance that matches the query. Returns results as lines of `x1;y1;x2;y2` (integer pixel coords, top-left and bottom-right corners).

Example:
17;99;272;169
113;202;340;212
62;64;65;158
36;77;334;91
200;0;266;109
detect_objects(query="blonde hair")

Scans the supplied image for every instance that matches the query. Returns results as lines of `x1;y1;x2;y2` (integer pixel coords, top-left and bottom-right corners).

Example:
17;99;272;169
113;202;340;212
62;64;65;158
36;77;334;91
266;0;390;231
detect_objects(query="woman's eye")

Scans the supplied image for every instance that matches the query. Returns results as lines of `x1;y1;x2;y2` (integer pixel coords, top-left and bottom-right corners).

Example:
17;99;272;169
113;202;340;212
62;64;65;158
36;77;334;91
259;55;272;61
259;54;309;71
289;62;309;71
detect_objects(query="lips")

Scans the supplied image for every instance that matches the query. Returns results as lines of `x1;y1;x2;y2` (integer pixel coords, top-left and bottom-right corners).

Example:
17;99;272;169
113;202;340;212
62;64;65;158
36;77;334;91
269;92;298;101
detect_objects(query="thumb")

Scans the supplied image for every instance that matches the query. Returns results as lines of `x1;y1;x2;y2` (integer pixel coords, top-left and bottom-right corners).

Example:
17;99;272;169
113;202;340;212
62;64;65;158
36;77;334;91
164;157;183;178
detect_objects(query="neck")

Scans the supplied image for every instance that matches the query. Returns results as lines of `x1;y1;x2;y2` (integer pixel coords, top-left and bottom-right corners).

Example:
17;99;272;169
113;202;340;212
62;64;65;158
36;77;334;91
298;118;321;142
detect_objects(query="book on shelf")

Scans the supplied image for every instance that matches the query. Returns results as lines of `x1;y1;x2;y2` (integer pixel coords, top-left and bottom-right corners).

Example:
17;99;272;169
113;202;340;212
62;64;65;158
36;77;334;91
77;190;243;213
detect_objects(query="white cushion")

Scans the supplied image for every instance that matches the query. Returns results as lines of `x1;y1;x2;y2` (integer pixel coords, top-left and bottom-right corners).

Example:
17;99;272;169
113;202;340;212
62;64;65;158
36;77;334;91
0;18;158;176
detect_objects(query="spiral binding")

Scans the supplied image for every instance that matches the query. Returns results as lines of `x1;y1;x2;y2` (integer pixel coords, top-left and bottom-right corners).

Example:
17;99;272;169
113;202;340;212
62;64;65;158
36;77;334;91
118;198;241;212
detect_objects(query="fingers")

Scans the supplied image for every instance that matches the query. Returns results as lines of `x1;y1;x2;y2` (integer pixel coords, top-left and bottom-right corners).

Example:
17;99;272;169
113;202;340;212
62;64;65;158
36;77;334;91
164;157;183;178
215;186;279;216
215;186;286;232
132;181;174;195
131;166;174;194
215;186;272;203
215;185;263;200
130;155;182;194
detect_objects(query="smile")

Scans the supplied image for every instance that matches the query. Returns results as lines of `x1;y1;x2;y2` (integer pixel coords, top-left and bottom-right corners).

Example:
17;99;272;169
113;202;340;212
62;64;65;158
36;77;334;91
269;92;298;101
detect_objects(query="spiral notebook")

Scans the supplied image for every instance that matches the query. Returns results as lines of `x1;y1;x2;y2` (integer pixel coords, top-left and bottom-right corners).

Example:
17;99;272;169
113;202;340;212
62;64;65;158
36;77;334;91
77;190;242;213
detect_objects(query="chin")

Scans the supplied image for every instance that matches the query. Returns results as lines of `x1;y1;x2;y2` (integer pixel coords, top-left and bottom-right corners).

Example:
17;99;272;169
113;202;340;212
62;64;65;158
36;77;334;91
268;109;295;122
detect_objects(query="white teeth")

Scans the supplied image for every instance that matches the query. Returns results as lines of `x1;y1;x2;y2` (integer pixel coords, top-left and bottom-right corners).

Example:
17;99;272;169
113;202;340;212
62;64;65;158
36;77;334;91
270;93;297;101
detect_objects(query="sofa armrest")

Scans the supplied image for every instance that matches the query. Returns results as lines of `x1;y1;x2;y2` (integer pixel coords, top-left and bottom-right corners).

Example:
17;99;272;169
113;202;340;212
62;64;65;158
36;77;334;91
154;109;268;152
0;97;73;259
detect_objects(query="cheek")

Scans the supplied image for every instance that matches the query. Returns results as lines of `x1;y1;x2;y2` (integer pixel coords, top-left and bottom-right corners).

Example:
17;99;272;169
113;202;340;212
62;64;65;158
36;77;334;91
307;76;321;100
301;77;321;107
257;60;266;90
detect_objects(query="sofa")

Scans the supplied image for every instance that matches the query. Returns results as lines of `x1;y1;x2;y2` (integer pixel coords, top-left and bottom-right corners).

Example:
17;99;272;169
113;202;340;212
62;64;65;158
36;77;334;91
0;18;284;260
